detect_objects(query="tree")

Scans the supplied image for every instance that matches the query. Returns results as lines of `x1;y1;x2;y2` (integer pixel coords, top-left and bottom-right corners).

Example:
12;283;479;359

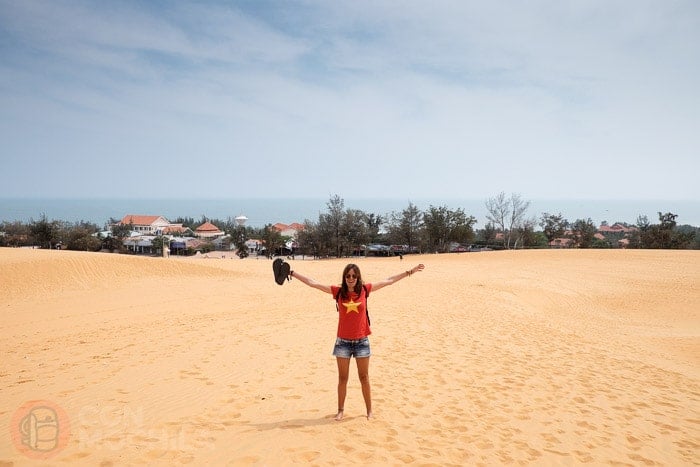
387;202;423;253
676;224;699;250
343;209;370;255
30;214;59;248
0;221;30;247
451;211;478;247
479;222;498;246
422;205;476;253
66;225;102;251
591;236;612;249
507;193;531;248
260;224;284;258
296;220;322;258
101;234;121;252
318;194;345;258
364;213;383;244
233;225;249;258
150;236;169;256
173;216;196;229
103;219;132;253
111;220;132;239
570;218;597;248
518;217;544;248
485;192;530;248
485;192;508;244
639;212;695;249
628;215;650;248
540;212;568;246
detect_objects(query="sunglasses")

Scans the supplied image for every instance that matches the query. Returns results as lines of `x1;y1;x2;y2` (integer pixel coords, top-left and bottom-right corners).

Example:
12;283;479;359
345;273;358;279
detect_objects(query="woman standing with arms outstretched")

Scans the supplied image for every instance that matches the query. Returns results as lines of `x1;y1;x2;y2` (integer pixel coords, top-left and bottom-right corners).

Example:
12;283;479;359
289;262;425;420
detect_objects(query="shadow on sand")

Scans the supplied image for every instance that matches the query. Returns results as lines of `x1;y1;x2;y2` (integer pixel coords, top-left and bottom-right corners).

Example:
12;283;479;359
248;413;366;430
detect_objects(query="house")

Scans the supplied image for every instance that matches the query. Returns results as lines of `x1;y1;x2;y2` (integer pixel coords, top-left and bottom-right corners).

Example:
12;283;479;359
119;215;172;235
117;214;197;256
273;222;304;238
194;221;224;239
123;235;159;254
597;223;637;248
549;237;574;248
168;237;209;255
598;223;637;234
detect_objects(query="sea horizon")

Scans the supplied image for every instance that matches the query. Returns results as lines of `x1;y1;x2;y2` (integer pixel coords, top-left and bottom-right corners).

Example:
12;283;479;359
1;197;699;229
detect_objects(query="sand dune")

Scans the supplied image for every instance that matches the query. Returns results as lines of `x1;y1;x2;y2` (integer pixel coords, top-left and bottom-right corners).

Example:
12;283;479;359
1;248;231;301
1;248;698;465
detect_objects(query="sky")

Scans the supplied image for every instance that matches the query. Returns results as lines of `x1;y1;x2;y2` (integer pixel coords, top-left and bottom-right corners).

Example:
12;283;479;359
1;0;699;202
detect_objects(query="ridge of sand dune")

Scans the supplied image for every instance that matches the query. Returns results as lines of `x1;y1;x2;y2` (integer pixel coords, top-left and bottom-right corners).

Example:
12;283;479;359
1;248;698;465
0;248;233;302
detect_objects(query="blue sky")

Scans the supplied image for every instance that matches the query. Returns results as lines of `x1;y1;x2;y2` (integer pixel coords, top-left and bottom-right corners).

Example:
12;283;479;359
1;0;698;201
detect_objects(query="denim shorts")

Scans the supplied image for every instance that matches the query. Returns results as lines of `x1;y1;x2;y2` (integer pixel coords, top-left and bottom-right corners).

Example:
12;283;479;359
332;337;371;359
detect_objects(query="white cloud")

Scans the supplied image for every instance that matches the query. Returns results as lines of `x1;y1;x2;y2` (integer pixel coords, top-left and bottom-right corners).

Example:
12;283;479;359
0;0;698;201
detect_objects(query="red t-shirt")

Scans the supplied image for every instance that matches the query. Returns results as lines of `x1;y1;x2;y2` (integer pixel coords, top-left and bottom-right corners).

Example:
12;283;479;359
331;283;373;339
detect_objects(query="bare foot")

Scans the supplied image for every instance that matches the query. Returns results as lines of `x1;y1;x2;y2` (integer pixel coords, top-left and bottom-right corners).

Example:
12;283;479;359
366;411;373;420
334;410;344;421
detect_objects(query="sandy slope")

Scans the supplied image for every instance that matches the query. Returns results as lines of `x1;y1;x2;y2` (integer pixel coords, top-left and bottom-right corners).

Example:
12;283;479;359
0;248;698;465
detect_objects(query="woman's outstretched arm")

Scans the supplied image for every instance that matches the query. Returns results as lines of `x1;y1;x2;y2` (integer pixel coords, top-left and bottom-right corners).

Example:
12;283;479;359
289;270;332;294
371;264;425;292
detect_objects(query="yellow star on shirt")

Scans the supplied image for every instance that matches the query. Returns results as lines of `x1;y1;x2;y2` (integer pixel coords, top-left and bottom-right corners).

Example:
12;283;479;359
343;299;361;314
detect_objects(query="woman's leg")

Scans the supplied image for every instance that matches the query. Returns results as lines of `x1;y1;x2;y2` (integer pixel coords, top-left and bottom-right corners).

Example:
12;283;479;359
356;356;372;419
335;357;350;420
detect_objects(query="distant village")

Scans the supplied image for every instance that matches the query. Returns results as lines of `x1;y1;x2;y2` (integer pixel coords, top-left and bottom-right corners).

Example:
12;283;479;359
115;214;304;256
551;223;638;249
113;213;640;257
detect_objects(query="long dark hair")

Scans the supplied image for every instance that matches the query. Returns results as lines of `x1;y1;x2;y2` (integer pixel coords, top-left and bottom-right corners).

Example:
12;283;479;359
339;263;363;298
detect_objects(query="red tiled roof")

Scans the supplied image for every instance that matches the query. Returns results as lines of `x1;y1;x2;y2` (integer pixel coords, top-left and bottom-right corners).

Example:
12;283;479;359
272;222;305;232
163;225;189;234
195;221;222;232
120;215;166;226
598;223;637;233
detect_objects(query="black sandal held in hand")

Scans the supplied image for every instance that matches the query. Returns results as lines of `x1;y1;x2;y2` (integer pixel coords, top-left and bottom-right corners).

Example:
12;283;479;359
272;258;291;285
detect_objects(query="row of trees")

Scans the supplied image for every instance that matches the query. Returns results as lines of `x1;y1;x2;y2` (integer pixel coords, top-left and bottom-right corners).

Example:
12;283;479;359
1;193;697;253
286;195;478;258
0;217;104;251
538;211;697;249
483;192;697;250
634;212;696;249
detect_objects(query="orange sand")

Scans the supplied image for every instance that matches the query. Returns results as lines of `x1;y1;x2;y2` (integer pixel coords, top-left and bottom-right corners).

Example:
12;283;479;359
1;248;698;465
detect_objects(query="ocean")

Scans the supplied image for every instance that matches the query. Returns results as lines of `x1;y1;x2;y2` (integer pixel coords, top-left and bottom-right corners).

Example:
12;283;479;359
1;198;698;228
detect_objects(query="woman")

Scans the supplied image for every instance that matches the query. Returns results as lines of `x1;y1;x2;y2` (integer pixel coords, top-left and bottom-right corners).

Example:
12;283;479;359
289;262;425;420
